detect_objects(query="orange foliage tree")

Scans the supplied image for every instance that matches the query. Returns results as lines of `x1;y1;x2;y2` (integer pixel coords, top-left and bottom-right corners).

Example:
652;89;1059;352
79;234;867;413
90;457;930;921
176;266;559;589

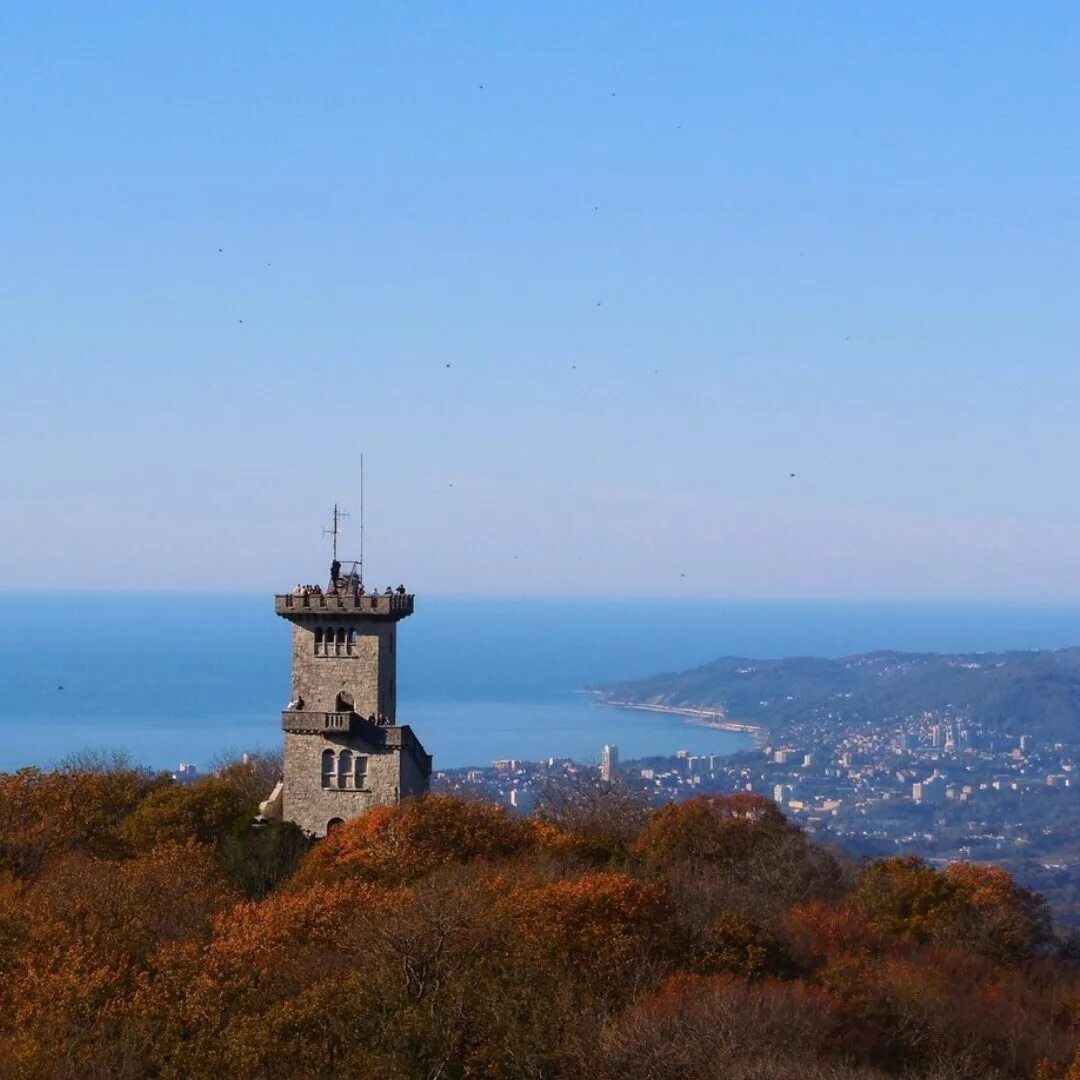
0;774;1075;1078
854;855;1051;963
289;793;537;888
0;765;153;875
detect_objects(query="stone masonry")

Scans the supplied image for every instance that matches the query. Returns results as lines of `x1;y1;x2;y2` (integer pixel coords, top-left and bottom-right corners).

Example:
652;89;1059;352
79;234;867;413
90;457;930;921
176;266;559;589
275;583;431;837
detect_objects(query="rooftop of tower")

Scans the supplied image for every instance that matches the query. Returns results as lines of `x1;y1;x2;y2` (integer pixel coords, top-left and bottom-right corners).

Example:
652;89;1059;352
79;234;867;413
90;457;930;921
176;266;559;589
276;559;414;619
274;591;414;618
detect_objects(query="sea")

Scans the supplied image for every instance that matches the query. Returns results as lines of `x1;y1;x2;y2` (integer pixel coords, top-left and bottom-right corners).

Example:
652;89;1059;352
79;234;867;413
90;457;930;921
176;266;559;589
4;594;1080;774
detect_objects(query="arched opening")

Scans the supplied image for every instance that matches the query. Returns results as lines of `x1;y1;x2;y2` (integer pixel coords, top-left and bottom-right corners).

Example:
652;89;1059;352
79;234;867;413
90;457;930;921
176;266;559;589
314;626;323;655
335;690;353;713
337;749;352;789
320;748;335;788
336;627;345;655
326;818;344;833
347;628;357;655
354;754;368;789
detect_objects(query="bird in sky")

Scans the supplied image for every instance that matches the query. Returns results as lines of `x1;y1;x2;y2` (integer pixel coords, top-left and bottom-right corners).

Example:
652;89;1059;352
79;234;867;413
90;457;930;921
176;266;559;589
57;685;64;691
790;473;796;478
445;362;451;368
217;248;222;253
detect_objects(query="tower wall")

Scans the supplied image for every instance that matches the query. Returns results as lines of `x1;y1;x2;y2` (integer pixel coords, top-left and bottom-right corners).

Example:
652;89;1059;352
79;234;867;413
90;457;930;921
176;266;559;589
281;727;428;836
275;586;428;837
289;621;397;719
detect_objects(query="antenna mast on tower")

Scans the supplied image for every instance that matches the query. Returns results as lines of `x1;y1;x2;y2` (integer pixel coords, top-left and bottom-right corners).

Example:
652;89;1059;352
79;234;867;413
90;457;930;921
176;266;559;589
323;503;350;562
359;454;365;588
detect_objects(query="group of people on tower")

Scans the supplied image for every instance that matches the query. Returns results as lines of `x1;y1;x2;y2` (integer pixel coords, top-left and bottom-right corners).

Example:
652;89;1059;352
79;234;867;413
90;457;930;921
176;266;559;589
290;579;408;600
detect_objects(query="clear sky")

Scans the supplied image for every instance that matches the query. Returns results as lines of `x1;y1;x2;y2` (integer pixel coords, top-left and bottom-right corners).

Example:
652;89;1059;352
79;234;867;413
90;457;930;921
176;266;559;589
3;3;1080;598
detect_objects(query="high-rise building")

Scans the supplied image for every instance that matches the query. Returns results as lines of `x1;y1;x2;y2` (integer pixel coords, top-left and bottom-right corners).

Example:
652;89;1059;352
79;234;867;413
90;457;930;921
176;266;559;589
601;744;619;782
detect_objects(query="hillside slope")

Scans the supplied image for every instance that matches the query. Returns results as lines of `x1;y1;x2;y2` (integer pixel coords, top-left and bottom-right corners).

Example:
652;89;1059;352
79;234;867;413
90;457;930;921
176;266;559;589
595;647;1080;740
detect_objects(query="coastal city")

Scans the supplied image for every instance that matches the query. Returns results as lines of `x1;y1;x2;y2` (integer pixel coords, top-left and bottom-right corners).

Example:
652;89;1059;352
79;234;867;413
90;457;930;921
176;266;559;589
433;702;1080;924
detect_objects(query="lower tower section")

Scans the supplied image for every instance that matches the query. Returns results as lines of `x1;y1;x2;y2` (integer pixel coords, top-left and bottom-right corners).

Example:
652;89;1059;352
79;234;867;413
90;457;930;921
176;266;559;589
275;573;431;837
281;717;431;837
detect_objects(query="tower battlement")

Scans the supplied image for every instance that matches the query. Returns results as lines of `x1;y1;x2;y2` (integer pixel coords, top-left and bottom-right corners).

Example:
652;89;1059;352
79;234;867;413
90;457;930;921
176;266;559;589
275;592;414;619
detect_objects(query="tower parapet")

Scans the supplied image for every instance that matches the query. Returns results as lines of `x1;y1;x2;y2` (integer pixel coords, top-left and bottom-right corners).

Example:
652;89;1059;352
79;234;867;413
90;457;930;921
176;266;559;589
275;592;414;618
274;566;430;837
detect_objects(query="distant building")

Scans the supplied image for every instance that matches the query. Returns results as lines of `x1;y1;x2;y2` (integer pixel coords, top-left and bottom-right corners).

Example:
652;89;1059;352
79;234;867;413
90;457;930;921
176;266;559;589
913;775;947;805
601;744;619;782
773;783;797;805
172;763;199;784
509;789;534;812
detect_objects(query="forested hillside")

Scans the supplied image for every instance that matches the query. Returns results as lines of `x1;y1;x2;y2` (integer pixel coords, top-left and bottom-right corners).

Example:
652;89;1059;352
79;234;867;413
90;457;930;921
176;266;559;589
2;760;1080;1077
597;648;1080;740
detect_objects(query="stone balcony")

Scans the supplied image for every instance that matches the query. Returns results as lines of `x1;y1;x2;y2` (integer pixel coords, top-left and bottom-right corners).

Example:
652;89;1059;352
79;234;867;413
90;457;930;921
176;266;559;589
275;592;414;619
281;710;361;735
280;711;432;777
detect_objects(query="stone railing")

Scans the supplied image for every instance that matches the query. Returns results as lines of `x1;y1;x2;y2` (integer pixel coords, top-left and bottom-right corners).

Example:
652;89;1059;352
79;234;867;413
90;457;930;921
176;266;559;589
275;593;414;617
281;710;358;734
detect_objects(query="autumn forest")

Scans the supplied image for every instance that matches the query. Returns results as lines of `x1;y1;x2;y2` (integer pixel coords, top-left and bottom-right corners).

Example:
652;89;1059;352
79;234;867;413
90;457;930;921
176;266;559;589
2;757;1080;1079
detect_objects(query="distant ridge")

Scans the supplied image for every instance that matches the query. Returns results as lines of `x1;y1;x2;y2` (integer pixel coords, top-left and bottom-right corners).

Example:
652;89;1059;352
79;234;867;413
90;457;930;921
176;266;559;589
594;647;1080;741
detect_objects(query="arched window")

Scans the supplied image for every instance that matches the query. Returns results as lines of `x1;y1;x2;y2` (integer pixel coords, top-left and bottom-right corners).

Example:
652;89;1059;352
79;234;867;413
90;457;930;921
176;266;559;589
326;817;344;833
314;627;323;655
321;748;335;788
354;754;368;789
336;627;345;656
347;628;357;655
337;749;352;789
335;690;353;713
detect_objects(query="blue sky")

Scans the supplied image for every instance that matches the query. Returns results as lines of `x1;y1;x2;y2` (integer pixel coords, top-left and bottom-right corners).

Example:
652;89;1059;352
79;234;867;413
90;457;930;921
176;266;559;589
3;3;1080;597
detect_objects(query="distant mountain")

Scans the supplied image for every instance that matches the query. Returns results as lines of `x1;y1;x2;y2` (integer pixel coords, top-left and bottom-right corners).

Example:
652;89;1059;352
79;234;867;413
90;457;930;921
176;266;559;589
594;647;1080;741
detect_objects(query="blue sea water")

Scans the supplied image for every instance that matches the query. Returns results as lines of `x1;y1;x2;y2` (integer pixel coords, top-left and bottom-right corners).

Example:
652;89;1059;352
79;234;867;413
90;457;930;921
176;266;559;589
3;594;1080;773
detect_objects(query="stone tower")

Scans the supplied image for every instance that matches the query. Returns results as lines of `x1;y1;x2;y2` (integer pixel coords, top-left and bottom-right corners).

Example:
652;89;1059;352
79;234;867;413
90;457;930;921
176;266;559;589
274;563;431;836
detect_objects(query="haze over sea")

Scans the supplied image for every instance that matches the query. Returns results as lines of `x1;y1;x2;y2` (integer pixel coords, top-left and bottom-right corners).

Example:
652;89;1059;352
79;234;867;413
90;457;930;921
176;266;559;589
5;594;1080;774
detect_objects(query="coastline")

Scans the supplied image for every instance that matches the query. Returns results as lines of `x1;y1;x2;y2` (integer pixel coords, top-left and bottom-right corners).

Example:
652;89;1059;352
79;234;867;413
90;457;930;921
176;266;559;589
597;698;766;745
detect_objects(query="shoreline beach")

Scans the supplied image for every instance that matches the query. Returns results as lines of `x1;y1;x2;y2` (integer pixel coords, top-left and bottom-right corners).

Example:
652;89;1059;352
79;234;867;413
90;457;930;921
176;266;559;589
598;698;766;744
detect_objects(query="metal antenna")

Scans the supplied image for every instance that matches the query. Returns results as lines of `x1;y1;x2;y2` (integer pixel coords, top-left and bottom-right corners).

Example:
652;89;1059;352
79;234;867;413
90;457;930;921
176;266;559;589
323;503;350;561
359;454;365;587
